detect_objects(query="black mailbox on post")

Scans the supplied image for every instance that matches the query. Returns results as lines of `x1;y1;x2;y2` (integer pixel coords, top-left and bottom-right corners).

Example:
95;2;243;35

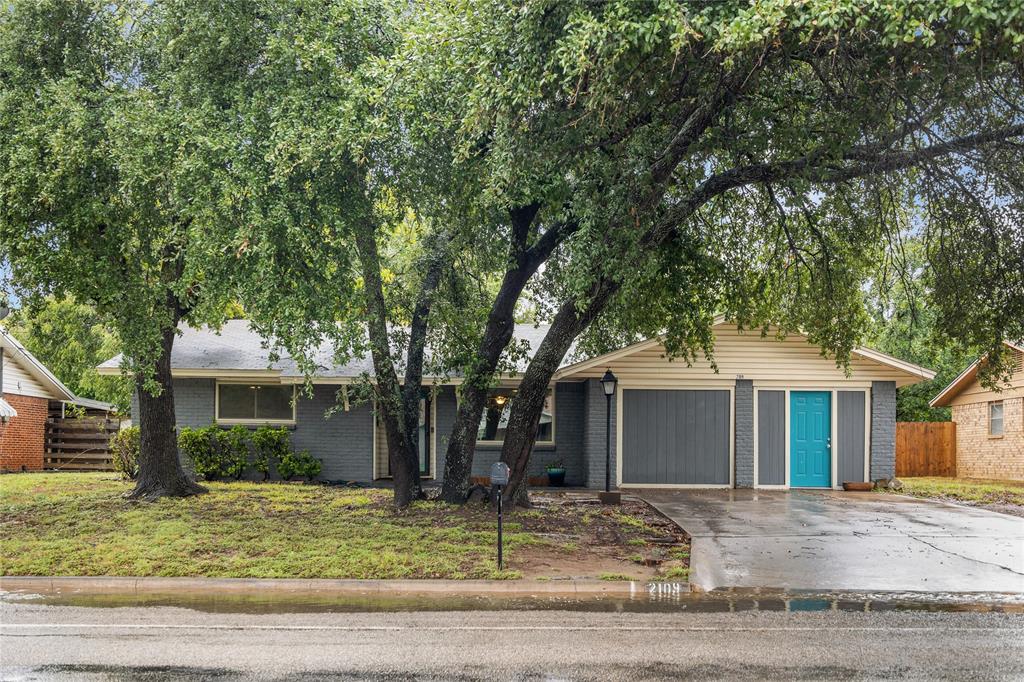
490;462;510;571
490;462;510;486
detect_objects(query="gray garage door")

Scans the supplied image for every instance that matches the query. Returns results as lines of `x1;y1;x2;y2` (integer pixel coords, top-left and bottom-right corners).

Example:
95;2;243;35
621;389;731;485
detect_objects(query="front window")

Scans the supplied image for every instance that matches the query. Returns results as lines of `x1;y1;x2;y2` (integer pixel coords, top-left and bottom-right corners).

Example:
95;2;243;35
989;401;1004;437
217;383;295;423
477;387;555;444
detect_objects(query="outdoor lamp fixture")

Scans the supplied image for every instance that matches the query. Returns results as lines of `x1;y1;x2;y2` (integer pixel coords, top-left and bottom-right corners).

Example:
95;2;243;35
599;369;620;505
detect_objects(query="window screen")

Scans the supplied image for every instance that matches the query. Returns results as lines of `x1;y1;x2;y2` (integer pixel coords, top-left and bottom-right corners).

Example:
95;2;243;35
218;384;294;422
477;388;554;443
990;401;1004;436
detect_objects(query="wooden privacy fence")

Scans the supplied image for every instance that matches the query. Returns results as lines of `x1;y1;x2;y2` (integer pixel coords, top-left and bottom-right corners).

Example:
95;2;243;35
895;421;956;477
44;417;120;471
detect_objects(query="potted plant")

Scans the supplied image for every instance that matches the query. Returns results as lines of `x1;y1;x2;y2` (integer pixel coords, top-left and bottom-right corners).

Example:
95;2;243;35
545;460;566;487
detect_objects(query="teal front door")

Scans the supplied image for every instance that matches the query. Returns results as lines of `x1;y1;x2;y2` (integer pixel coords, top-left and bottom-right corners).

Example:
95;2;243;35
790;391;831;488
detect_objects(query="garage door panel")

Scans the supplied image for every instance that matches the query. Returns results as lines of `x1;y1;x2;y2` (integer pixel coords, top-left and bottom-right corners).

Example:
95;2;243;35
622;389;730;485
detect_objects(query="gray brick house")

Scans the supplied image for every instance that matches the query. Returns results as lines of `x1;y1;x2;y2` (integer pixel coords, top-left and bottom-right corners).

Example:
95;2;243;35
99;318;934;489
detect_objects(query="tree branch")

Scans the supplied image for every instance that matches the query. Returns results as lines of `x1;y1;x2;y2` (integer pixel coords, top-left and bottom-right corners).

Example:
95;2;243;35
654;122;1024;240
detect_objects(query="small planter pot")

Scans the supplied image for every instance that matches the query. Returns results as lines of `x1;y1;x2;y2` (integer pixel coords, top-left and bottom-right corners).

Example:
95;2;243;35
545;468;566;487
842;481;874;491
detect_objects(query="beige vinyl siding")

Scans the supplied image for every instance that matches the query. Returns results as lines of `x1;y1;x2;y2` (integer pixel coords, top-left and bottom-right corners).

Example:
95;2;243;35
947;349;1024;407
2;353;55;399
567;326;923;387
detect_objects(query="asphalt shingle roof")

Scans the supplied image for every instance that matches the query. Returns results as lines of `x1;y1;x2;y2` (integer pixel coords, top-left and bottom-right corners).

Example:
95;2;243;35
98;319;554;378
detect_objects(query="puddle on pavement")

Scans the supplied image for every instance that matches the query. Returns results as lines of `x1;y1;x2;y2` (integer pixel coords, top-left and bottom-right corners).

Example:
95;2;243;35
4;588;1023;614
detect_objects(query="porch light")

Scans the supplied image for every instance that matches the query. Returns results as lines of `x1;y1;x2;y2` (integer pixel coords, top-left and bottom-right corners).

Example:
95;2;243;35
600;369;617;396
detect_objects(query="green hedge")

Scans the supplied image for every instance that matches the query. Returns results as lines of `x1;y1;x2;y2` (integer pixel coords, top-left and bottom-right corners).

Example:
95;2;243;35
109;426;139;480
178;425;320;482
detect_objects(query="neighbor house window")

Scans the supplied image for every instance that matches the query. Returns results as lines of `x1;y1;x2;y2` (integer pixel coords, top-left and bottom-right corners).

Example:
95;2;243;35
477;387;554;445
989;401;1004;437
217;383;295;423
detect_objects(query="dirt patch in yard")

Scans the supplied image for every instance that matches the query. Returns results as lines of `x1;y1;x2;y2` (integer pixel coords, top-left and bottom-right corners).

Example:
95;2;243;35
496;493;690;582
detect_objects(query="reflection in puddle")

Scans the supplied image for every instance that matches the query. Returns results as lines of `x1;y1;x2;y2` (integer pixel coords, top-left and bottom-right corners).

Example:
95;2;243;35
4;588;1022;614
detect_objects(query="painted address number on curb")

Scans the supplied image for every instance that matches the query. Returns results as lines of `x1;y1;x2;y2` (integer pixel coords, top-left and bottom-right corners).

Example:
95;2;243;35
647;582;686;595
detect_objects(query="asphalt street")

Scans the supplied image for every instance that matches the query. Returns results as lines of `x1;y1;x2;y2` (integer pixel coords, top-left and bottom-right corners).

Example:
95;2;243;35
2;600;1023;680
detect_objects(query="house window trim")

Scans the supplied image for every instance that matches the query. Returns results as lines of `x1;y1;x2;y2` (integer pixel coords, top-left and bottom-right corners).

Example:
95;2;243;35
474;386;556;447
215;381;297;426
988;400;1004;438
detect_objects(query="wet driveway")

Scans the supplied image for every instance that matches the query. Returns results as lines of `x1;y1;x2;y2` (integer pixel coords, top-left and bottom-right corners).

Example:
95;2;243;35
637;489;1024;593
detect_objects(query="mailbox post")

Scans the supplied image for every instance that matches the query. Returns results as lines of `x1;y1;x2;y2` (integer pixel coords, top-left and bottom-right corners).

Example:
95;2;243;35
490;462;510;571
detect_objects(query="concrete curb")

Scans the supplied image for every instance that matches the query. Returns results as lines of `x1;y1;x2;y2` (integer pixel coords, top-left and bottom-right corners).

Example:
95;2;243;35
0;576;669;597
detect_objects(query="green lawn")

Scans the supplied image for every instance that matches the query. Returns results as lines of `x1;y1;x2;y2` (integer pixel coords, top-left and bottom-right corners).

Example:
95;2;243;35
0;473;671;580
892;477;1024;510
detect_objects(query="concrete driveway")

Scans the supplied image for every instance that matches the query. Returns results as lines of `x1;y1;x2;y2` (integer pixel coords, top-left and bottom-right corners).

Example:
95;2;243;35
637;489;1024;593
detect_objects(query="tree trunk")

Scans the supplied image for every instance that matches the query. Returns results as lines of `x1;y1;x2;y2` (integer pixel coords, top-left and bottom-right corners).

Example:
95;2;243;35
400;232;448;496
353;221;421;508
500;280;620;506
439;206;545;503
128;320;206;500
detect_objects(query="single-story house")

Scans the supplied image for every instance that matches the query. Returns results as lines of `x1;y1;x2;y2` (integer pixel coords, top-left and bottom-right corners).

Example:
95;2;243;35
0;326;114;471
930;341;1024;481
97;318;935;489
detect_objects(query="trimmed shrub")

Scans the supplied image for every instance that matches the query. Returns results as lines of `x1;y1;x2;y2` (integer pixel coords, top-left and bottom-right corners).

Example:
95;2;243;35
251;426;290;480
178;425;248;481
220;425;250;480
109;426;139;480
276;449;321;482
178;426;221;481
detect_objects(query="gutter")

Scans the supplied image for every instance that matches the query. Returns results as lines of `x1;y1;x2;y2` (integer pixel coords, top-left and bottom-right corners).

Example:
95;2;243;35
0;575;667;597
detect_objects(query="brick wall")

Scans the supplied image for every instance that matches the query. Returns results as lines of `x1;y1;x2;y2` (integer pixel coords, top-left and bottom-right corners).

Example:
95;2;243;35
134;380;588;484
953;397;1024;481
583;378;617;490
0;394;49;471
293;385;374;481
870;381;897;481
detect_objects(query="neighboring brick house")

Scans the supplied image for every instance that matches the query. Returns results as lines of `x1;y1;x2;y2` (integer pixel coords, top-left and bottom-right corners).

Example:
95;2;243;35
0;326;77;471
930;341;1024;481
98;318;935;489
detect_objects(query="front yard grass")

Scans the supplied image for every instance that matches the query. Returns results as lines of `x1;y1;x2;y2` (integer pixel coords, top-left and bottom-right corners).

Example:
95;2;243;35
890;477;1024;517
0;473;688;580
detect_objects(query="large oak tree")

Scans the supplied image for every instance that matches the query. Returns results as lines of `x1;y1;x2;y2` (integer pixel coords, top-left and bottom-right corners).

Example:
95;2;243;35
0;0;271;498
388;0;1024;503
197;0;471;508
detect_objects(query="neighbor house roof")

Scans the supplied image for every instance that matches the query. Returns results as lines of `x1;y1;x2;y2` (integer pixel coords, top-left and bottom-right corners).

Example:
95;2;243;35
0;326;76;401
97;319;554;382
929;340;1024;408
0;397;17;420
64;396;116;412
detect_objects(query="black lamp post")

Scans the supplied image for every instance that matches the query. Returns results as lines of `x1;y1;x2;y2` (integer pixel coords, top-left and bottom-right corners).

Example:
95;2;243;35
600;369;618;498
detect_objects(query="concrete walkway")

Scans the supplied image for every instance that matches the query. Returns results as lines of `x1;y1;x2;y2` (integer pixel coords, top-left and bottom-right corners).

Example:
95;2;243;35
638;489;1024;593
